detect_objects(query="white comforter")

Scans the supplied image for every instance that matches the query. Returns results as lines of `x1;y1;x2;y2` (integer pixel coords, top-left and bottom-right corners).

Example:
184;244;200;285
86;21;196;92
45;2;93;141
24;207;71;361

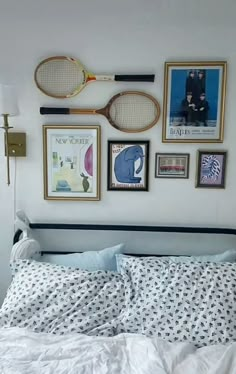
0;328;236;374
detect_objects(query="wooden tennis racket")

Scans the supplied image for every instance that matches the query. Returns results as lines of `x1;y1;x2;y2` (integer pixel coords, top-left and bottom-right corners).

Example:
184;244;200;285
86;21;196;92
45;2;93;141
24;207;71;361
40;91;160;133
35;56;155;98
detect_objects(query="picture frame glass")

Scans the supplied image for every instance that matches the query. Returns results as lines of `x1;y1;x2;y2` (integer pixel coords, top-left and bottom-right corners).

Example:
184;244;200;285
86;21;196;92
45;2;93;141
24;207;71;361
163;62;227;143
43;125;100;200
108;141;149;191
196;151;227;188
155;153;189;178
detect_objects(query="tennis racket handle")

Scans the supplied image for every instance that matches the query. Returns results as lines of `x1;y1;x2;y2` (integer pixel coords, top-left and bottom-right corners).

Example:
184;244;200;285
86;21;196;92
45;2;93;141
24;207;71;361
115;74;155;82
40;107;70;115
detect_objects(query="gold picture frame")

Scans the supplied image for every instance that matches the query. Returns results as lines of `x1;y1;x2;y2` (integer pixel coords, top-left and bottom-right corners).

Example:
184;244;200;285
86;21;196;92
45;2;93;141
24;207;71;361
43;124;101;201
162;61;227;143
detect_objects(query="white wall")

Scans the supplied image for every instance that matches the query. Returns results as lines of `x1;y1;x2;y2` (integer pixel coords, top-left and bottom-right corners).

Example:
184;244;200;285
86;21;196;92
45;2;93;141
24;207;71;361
0;0;236;303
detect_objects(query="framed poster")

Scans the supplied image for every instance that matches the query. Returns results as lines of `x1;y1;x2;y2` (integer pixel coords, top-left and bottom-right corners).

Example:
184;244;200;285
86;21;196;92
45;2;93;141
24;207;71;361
155;153;189;178
43;125;101;200
162;61;227;143
196;150;227;188
107;140;149;191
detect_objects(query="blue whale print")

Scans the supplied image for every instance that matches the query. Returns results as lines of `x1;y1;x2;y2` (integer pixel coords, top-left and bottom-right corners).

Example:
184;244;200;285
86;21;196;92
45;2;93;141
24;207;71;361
114;145;144;183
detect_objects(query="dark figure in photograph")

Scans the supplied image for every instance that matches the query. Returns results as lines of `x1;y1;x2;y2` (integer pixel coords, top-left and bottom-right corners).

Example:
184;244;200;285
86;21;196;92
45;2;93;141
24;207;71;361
185;70;197;100
181;92;196;126
195;70;206;100
195;92;209;126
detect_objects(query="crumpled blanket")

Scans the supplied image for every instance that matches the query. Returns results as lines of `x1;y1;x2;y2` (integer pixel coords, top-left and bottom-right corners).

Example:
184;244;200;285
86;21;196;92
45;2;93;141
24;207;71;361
0;327;236;374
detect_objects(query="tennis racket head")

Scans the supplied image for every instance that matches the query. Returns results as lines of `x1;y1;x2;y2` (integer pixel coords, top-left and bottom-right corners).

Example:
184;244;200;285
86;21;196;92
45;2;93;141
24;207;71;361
106;91;161;132
34;56;92;98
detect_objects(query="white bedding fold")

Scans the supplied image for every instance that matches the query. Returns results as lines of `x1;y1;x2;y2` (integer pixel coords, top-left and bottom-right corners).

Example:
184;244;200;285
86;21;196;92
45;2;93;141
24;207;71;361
0;327;235;374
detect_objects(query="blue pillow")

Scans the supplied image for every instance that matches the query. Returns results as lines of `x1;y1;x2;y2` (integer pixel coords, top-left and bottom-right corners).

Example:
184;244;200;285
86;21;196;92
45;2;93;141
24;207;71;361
164;248;236;263
116;249;236;272
41;243;124;271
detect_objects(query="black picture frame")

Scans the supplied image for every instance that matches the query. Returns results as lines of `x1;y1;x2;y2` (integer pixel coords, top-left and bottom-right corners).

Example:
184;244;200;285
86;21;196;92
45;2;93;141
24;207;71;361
196;150;227;188
155;153;190;179
107;140;149;191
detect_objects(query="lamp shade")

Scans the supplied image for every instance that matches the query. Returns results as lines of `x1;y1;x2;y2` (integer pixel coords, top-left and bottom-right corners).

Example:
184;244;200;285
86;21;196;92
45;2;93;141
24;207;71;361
0;84;19;116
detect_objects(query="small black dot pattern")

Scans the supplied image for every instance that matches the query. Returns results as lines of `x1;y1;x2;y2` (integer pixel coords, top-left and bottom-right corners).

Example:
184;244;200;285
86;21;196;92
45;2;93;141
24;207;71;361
0;259;127;336
116;256;236;347
1;257;236;348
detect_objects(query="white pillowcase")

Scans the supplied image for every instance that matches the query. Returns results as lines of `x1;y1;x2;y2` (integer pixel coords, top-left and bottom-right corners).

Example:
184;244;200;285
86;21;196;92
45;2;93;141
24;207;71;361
116;255;236;347
1;259;126;336
11;235;41;262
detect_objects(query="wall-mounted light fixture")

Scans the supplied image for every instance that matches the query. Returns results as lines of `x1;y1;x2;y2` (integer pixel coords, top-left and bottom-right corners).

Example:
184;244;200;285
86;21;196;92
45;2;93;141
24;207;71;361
0;84;26;185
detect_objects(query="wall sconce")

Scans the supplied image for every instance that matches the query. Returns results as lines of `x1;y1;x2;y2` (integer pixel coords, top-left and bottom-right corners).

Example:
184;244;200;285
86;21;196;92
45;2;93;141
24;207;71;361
0;84;26;185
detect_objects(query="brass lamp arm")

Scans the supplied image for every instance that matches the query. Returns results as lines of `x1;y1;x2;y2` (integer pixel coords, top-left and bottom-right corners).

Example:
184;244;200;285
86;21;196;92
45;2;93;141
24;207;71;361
1;114;13;185
0;114;26;185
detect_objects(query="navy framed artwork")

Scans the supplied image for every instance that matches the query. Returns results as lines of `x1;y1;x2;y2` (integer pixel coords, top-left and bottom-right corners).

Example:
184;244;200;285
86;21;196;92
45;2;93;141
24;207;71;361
107;140;149;191
162;61;227;143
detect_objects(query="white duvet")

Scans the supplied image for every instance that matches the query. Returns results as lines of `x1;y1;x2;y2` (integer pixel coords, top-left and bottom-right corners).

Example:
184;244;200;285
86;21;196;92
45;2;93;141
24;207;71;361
0;328;236;374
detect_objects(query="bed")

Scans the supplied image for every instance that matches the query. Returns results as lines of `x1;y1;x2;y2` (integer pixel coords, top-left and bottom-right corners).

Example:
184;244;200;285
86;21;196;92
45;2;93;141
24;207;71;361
0;211;236;373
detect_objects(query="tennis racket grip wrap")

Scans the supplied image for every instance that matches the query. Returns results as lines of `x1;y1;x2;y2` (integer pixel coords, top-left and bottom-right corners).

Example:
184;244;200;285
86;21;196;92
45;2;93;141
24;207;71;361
40;107;70;115
115;74;155;82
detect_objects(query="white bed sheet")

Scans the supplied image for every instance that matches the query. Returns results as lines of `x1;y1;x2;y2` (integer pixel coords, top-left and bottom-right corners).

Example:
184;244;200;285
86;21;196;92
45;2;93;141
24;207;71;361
0;327;236;374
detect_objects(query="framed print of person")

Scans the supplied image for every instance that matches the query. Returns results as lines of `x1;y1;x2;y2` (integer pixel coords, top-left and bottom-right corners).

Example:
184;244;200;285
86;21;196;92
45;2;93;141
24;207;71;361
162;61;227;143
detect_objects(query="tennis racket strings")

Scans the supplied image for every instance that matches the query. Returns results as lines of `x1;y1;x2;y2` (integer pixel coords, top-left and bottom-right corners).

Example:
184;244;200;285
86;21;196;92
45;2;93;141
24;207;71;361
109;94;158;131
36;59;85;97
35;56;155;98
40;91;161;133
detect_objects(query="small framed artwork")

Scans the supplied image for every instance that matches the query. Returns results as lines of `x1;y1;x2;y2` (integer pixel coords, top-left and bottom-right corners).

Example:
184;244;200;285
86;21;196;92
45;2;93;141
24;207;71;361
107;140;149;191
196;150;227;188
162;61;227;143
155;153;190;179
43;124;101;200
